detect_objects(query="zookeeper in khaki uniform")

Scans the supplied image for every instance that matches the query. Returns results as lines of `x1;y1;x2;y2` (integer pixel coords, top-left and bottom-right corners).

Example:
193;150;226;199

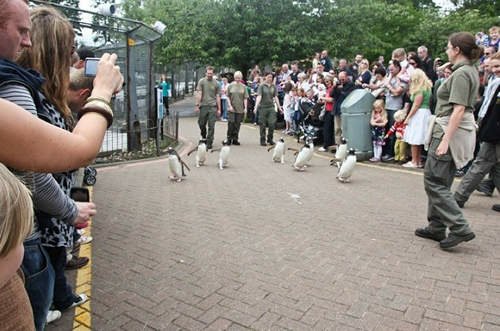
415;32;482;250
226;71;249;145
254;72;282;146
195;66;221;149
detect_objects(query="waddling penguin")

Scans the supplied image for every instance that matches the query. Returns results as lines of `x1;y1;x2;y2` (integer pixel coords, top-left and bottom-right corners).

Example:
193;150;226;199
188;138;208;167
268;137;286;164
289;144;311;171
304;137;314;164
330;137;348;168
167;147;190;182
337;148;356;183
212;140;230;170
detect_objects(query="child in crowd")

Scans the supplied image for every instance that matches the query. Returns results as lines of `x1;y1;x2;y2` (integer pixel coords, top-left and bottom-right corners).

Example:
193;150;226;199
384;109;408;163
0;163;35;330
369;99;388;162
488;26;499;51
250;74;261;125
282;83;295;134
220;77;229;121
314;75;326;99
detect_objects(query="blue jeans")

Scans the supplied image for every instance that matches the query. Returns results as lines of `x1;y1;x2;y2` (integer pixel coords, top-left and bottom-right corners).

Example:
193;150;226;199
221;99;228;120
22;238;55;331
45;246;78;311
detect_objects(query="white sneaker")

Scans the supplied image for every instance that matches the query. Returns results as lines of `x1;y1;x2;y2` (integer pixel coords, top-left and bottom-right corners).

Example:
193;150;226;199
77;229;85;235
318;147;327;152
47;310;62;324
77;235;93;245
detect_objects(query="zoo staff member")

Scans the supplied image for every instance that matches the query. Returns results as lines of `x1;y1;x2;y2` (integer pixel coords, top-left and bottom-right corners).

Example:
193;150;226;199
226;71;249;145
415;32;482;249
254;72;282;146
195;66;221;149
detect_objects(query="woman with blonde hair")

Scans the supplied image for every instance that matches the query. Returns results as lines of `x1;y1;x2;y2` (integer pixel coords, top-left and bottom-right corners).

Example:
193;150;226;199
402;68;433;168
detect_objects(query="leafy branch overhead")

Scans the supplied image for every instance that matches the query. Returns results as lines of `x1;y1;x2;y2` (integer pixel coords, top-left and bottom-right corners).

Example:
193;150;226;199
122;0;498;73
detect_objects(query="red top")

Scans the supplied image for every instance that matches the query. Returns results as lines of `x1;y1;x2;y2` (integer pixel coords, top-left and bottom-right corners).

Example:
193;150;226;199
325;86;335;112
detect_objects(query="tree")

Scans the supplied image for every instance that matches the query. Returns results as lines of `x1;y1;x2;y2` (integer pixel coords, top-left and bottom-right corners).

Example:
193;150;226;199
121;0;498;71
449;0;500;17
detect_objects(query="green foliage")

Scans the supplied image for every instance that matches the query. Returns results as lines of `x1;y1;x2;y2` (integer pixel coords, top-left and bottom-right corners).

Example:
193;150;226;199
47;0;82;36
122;0;498;72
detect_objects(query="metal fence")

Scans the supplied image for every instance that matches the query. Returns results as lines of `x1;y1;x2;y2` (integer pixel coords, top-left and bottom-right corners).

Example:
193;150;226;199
154;62;204;99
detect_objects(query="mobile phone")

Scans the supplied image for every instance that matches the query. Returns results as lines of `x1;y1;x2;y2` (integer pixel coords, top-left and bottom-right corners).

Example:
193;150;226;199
84;58;100;77
70;187;90;202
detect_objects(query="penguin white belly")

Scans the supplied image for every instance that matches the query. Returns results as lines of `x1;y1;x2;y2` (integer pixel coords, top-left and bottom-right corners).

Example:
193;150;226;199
168;155;183;181
294;148;309;171
273;142;286;163
196;145;207;167
219;146;230;169
335;144;347;161
337;154;357;182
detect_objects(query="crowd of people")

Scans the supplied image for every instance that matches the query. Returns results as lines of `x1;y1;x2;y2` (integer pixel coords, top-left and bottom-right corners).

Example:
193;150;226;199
196;26;499;250
0;0;498;328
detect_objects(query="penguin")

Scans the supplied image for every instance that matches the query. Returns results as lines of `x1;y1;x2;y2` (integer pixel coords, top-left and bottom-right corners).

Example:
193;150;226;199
167;147;190;182
188;138;208;167
330;137;348;168
211;140;230;170
268;137;286;164
290;144;311;171
304;137;314;165
336;148;357;183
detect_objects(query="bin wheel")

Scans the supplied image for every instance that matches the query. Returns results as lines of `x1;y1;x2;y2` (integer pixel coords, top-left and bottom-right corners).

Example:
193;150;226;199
84;167;97;177
84;175;96;186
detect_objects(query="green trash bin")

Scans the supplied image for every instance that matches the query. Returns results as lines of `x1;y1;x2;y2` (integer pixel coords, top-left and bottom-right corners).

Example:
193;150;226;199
340;89;375;161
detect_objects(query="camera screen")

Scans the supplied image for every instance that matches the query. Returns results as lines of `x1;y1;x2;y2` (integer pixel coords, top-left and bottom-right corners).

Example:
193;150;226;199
84;58;100;77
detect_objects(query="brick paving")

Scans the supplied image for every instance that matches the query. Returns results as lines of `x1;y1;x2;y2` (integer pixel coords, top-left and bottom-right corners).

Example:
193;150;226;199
51;97;500;330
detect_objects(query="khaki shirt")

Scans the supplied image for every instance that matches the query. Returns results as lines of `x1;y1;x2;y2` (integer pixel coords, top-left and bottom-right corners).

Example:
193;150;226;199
257;83;276;108
433;61;479;137
227;82;249;113
196;77;220;107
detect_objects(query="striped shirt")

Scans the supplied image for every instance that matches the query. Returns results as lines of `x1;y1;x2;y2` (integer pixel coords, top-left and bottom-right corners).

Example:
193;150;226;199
0;84;78;241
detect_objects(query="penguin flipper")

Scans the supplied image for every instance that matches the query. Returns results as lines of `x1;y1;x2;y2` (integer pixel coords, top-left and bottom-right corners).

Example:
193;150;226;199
211;148;221;153
187;147;197;156
180;160;191;172
267;146;275;152
288;147;299;152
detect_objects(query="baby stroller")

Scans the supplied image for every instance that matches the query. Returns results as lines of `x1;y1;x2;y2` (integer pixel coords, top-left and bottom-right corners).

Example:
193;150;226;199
295;97;323;145
83;166;97;186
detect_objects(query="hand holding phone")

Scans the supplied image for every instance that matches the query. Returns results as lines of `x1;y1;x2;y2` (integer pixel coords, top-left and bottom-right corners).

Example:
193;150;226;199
84;58;100;77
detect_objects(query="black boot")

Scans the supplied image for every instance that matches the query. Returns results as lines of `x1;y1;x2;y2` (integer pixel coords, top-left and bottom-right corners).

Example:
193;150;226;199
439;232;475;249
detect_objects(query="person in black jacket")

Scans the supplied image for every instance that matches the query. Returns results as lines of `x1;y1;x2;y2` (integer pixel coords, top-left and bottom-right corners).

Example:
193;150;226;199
454;52;500;212
333;71;355;146
418;46;437;82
